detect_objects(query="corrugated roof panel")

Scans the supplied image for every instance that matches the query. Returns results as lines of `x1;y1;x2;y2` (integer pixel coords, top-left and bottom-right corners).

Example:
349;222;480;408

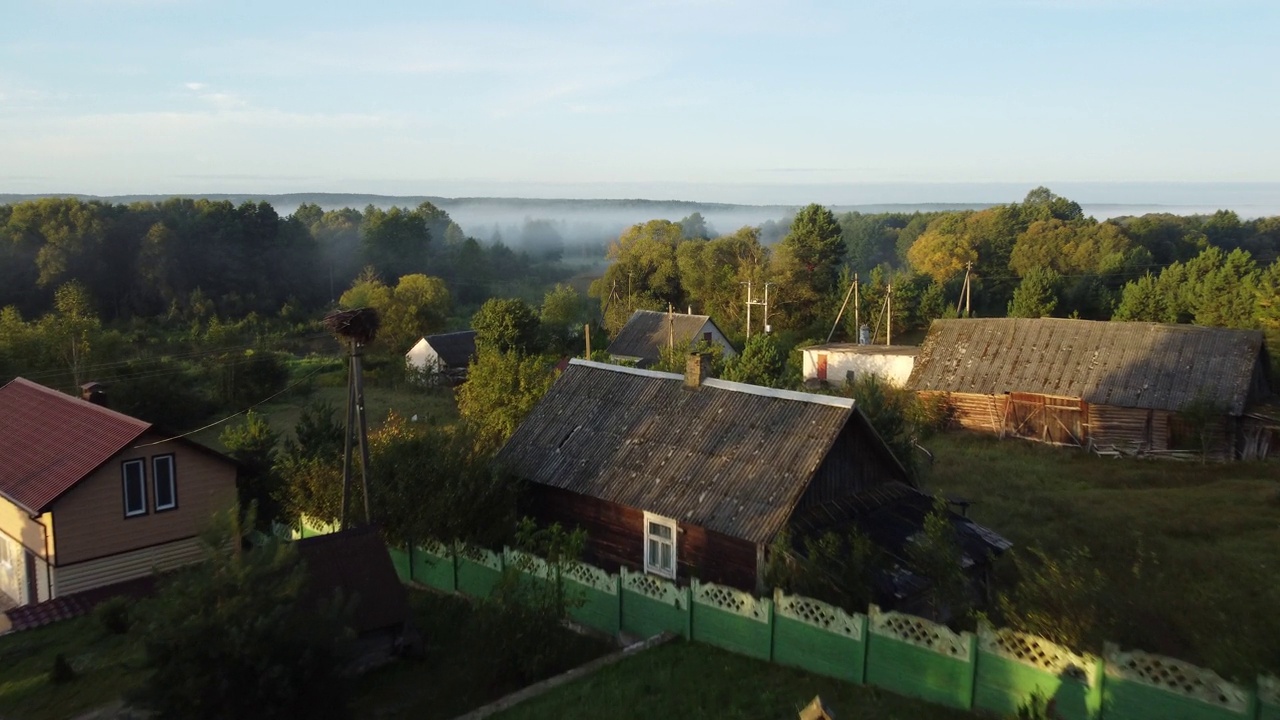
605;310;729;363
497;361;886;544
907;318;1266;414
0;378;151;512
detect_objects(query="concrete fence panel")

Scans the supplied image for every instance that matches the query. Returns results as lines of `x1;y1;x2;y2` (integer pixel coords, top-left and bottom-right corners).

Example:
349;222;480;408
865;605;976;710
973;624;1099;720
455;545;504;598
690;580;773;661
1258;675;1280;720
619;568;689;640
562;561;621;636
1102;643;1254;720
771;590;867;683
386;546;412;583
411;540;456;592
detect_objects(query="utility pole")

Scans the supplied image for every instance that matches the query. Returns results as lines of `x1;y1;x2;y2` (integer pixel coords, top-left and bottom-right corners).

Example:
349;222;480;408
957;261;972;318
627;272;634;312
854;273;860;341
584;323;591;358
886;283;892;346
827;274;856;343
744;281;769;339
667;303;674;351
741;281;753;340
761;282;774;333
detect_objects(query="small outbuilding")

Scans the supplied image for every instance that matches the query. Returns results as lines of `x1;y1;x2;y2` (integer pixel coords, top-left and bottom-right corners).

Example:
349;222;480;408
606;309;736;366
405;330;477;383
802;344;918;388
496;357;1008;599
908;318;1275;459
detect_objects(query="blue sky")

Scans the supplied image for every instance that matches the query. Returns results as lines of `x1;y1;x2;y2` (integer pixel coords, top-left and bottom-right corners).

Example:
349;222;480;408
2;0;1278;204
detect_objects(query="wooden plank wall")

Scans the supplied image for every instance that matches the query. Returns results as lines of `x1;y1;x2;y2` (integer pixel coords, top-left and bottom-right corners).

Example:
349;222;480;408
523;484;759;591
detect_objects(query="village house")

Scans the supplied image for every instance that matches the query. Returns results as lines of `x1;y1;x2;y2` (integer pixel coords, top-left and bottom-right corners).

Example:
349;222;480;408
908;318;1276;459
606;309;736;366
405;330;477;383
496;357;1008;605
802;343;919;388
0;378;238;610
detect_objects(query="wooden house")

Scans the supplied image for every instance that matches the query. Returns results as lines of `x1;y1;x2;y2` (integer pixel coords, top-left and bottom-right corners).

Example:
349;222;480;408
606;310;736;366
907;318;1275;459
405;330;477;383
496;357;1008;596
0;378;238;609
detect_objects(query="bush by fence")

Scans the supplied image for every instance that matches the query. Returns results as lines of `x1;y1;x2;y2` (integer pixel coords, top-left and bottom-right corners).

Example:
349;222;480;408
298;522;1280;720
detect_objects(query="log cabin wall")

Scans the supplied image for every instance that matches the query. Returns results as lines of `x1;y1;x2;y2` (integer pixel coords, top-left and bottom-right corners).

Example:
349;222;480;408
924;392;1005;434
1089;405;1155;449
522;483;759;591
797;423;907;512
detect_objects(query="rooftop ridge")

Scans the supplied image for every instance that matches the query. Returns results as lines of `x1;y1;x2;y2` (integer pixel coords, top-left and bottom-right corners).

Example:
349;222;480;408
566;358;855;409
5;377;153;429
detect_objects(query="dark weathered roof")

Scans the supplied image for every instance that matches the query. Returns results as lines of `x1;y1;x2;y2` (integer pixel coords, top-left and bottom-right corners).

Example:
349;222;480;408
497;360;868;545
0;378;151;513
606;310;722;363
422;330;477;368
295;526;409;635
907;318;1267;415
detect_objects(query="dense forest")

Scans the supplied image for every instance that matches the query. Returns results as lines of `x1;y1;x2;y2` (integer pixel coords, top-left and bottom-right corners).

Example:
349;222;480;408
2;187;1278;434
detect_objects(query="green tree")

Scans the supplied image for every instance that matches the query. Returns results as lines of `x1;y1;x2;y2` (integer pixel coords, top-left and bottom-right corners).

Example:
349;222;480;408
381;273;451;351
540;283;586;354
721;333;788;388
997;545;1106;650
1007;267;1061;318
472;298;543;355
772;204;846;329
220;411;283;530
589;220;685;331
361;205;430;279
457;349;557;453
675;226;768;333
679;212;710;240
130;507;351;720
906;497;971;623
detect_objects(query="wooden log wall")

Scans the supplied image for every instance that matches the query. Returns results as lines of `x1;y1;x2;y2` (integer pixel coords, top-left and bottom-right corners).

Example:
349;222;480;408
522;484;759;591
923;392;1005;434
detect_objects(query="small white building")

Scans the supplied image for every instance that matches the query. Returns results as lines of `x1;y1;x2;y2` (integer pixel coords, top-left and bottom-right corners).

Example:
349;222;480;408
405;330;477;383
802;343;918;388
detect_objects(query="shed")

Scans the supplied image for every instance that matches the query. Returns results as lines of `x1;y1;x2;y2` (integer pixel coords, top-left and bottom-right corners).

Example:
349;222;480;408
405;330;477;383
907;318;1274;458
497;357;1005;598
802;344;919;388
606;309;736;366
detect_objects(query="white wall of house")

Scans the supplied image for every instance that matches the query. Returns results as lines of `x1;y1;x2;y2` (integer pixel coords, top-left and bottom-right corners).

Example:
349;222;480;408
698;321;738;359
405;338;441;374
803;349;915;387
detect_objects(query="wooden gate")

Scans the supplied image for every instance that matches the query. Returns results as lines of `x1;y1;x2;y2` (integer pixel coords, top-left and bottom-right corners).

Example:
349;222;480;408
1003;393;1084;446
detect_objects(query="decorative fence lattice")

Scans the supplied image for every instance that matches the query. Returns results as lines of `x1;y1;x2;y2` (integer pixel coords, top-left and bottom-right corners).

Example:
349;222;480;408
457;544;503;570
563;560;617;594
503;549;550;578
774;590;863;639
620;568;684;607
1104;643;1251;713
1260;675;1280;707
979;624;1095;683
417;538;451;558
869;605;970;659
692;580;770;623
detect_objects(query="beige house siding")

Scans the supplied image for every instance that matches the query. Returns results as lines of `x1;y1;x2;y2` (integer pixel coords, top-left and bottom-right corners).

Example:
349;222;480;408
51;433;237;567
54;536;203;596
0;499;54;563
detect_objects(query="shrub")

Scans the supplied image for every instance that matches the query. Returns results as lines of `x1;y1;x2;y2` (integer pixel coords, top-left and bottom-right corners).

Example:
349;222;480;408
50;653;76;684
94;596;131;635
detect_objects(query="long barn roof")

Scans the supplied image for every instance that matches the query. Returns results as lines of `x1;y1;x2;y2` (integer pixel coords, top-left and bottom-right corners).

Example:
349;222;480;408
907;318;1267;415
497;360;890;545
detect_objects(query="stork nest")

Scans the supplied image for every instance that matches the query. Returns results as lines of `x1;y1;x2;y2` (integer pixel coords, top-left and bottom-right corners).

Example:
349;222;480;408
323;307;380;345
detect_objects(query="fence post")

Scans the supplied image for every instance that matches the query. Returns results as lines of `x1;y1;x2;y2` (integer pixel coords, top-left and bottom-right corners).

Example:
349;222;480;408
407;543;415;584
765;598;775;662
450;541;459;593
1089;652;1106;719
684;581;694;639
963;630;978;710
857;604;870;684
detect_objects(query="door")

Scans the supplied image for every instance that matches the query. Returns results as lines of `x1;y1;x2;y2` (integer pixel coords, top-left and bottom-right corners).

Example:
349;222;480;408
816;353;828;381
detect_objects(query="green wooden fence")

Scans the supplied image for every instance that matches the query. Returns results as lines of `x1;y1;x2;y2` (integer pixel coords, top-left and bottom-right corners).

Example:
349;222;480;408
294;522;1278;719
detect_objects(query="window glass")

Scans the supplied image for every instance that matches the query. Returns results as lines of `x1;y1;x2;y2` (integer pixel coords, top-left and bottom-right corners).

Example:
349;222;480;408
123;460;147;517
153;456;176;511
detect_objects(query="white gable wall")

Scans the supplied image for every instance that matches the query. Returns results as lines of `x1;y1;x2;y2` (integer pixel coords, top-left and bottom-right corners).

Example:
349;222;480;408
697;320;738;359
803;349;915;387
405;338;441;373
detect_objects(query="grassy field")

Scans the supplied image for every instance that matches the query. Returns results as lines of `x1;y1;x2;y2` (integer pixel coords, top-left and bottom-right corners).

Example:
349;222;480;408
494;640;975;720
0;589;607;720
918;431;1280;679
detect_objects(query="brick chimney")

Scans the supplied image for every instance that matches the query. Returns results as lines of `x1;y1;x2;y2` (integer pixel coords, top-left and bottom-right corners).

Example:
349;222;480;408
684;353;710;389
80;381;107;407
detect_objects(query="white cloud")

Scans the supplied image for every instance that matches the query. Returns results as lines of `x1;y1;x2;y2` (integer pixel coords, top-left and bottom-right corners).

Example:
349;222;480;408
184;82;205;91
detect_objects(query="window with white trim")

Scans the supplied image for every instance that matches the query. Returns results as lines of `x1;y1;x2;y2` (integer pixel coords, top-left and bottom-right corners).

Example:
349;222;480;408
122;459;147;517
643;512;677;579
152;454;177;512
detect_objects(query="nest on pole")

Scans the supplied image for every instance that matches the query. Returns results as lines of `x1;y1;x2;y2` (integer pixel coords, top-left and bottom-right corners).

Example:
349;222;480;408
323;307;380;346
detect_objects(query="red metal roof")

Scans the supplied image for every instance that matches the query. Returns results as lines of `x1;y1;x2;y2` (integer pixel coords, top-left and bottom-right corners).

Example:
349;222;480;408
0;378;151;513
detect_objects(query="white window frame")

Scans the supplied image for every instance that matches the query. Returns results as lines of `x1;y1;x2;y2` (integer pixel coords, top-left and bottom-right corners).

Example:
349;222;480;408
643;512;678;579
122;459;147;518
152;454;177;512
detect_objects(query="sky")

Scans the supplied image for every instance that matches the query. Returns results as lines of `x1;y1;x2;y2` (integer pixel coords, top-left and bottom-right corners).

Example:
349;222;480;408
2;0;1279;206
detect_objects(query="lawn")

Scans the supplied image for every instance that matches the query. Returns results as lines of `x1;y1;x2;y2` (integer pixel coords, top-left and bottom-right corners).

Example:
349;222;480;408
917;431;1280;679
493;640;976;720
0;589;608;720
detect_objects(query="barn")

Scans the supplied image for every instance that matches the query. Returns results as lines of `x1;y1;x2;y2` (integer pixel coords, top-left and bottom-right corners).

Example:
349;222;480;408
907;318;1275;459
496;356;1008;599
